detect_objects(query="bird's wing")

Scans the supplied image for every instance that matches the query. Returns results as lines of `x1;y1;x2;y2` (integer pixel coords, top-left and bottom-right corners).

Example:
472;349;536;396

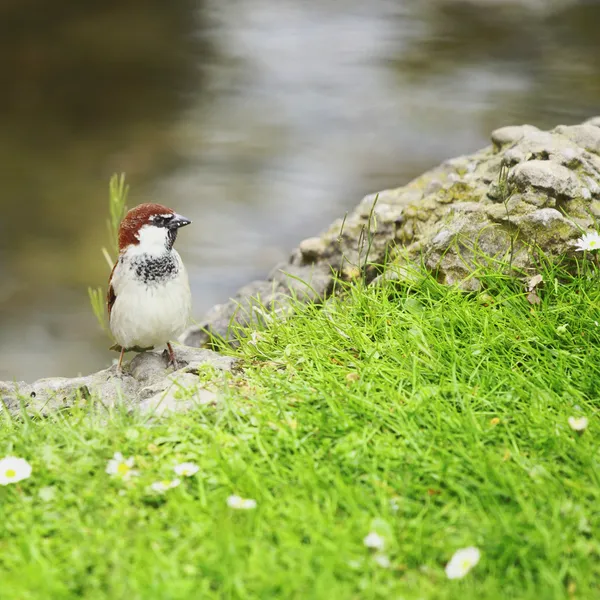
107;261;118;318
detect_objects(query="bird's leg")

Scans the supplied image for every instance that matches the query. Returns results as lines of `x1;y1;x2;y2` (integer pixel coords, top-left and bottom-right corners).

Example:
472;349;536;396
116;347;126;374
167;342;176;367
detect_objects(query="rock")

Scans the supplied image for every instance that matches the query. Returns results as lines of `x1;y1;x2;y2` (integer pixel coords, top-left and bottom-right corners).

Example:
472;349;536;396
511;208;578;248
491;124;540;148
180;115;600;350
299;237;327;263
269;263;333;301
586;117;600;128
138;373;219;417
509;160;584;199
0;346;236;417
555;124;600;155
181;263;333;347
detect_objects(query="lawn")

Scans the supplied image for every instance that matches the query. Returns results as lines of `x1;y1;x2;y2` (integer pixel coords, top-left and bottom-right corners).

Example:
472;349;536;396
1;262;599;599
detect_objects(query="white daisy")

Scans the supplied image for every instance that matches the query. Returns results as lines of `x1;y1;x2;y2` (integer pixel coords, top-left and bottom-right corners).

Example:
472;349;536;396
568;416;589;432
150;479;181;494
0;457;32;486
574;231;600;251
105;452;139;480
226;494;257;510
373;554;391;568
173;462;199;477
445;546;481;579
363;531;385;550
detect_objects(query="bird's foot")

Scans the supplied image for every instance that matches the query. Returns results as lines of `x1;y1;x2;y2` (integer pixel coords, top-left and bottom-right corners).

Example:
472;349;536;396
165;342;184;369
114;347;127;377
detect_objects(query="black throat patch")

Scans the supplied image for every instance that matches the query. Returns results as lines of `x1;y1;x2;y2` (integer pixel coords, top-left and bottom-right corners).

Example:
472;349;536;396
130;253;179;285
166;228;178;250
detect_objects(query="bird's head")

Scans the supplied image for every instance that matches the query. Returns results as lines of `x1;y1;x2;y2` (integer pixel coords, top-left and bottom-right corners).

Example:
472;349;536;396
118;203;192;255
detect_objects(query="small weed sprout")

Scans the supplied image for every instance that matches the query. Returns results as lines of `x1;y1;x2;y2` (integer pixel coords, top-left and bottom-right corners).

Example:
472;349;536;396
357;194;379;275
88;174;129;333
497;162;516;267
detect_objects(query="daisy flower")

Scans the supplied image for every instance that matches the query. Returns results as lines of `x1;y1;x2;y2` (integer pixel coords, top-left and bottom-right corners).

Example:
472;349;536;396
373;554;391;568
0;457;32;486
363;531;385;550
227;494;257;510
568;416;589;432
105;452;139;480
150;479;181;494
574;231;600;251
174;462;199;477
445;546;481;579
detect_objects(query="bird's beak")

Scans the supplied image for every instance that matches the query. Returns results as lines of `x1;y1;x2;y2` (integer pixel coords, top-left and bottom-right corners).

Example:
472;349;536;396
169;213;192;229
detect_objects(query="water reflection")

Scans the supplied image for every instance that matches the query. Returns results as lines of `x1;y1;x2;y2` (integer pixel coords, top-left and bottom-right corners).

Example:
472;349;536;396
1;0;599;381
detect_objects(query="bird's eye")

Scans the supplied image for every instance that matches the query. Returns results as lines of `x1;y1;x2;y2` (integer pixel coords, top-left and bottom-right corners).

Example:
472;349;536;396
152;214;173;227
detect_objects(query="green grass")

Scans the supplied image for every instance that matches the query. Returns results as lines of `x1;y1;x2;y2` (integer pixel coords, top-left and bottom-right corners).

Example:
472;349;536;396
2;262;600;599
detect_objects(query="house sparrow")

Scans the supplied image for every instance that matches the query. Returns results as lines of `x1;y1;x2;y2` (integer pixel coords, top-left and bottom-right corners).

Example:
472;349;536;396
107;203;192;371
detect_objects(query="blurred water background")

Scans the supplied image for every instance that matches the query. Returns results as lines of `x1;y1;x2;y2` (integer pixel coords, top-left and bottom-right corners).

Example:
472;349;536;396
1;0;599;381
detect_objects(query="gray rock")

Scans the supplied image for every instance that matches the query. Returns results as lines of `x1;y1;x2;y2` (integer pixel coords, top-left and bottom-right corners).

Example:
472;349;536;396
586;117;600;128
181;262;333;347
509;160;584;199
269;263;333;301
138;373;219;417
555;124;600;155
0;346;236;417
298;237;327;263
491;124;540;148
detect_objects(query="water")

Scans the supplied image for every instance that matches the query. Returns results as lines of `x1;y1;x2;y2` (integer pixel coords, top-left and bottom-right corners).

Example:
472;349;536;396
1;0;599;381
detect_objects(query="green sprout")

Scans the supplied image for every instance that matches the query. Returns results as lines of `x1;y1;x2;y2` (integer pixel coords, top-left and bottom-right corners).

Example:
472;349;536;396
87;174;129;333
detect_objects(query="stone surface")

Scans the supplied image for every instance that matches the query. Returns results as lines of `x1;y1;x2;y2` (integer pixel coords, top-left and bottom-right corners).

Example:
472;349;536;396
0;346;236;417
510;160;584;199
181;116;600;346
181;263;333;348
138;373;218;417
491;124;540;148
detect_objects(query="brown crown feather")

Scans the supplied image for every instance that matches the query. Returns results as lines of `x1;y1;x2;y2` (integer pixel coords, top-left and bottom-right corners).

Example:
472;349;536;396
117;203;174;251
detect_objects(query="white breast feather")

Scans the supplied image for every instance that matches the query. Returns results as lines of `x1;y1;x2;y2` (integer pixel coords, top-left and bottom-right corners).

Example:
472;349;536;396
109;249;191;349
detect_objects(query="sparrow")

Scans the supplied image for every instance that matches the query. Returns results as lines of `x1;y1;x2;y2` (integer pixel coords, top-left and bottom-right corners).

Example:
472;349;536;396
107;203;192;371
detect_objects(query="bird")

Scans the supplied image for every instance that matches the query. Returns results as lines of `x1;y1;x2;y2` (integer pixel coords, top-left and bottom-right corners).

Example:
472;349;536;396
107;203;192;372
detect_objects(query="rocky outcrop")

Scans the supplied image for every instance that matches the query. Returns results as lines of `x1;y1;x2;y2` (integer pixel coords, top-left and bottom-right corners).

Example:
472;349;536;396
182;116;600;345
1;346;236;417
3;116;599;415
